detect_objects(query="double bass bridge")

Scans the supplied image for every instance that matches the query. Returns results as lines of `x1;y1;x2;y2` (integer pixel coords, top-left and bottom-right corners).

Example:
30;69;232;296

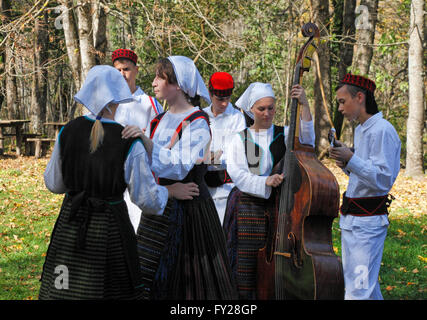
274;251;291;258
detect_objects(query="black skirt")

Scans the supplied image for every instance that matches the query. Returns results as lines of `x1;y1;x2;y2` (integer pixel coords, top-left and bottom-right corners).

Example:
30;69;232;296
39;193;143;300
137;188;238;300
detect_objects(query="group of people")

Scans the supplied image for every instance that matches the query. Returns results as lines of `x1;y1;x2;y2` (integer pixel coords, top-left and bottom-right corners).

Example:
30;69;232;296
39;48;401;300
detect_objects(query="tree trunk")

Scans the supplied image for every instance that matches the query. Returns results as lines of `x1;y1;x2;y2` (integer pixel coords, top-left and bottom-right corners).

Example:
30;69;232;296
92;0;107;64
406;0;425;177
0;46;4;116
4;39;19;119
333;0;356;139
60;1;101;116
352;0;379;75
59;0;81;91
2;0;19;119
30;11;48;134
340;0;379;147
310;0;332;154
77;0;96;81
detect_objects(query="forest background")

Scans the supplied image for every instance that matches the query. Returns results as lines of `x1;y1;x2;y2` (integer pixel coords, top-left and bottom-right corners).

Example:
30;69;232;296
0;0;425;174
0;0;425;300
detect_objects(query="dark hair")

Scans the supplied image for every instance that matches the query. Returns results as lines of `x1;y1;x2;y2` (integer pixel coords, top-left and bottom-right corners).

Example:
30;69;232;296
113;57;137;67
156;58;177;84
337;83;378;115
155;57;201;106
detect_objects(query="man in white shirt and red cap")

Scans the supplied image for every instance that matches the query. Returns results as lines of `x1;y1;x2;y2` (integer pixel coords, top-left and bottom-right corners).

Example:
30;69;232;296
203;72;246;225
112;49;163;132
112;49;164;230
329;73;401;300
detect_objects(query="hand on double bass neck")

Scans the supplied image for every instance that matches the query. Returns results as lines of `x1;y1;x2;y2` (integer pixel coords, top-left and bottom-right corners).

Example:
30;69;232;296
265;173;284;188
290;84;312;121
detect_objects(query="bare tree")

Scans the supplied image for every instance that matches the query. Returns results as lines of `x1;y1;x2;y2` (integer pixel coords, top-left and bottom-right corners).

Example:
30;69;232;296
338;0;379;146
1;0;19;119
30;11;48;134
333;0;356;139
59;0;81;90
310;0;332;154
92;0;107;64
406;0;425;177
352;0;379;75
57;0;107;117
76;0;96;80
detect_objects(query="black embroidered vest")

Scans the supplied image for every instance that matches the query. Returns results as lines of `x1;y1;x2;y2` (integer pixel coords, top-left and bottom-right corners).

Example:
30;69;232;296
59;116;137;198
238;125;286;176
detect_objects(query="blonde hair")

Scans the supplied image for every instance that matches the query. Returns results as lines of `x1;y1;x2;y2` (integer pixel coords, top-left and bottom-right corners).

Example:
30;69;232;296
89;114;104;153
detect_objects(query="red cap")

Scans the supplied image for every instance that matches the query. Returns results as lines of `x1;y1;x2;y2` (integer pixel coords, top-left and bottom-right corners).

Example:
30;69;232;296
340;73;376;93
112;49;137;65
209;72;234;97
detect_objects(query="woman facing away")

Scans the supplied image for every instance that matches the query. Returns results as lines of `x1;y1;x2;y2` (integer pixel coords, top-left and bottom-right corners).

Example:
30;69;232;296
40;65;194;299
122;56;237;300
223;82;315;299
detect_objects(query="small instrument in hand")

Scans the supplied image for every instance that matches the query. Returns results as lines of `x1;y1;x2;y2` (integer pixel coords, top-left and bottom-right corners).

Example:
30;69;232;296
328;128;339;147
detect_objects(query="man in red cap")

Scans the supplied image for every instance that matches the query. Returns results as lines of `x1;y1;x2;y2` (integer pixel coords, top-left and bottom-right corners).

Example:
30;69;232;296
112;49;163;130
111;49;163;230
203;72;246;224
329;73;401;300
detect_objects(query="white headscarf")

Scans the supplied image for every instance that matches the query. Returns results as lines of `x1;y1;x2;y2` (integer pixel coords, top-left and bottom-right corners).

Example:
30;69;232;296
167;56;211;104
74;65;134;116
235;82;275;120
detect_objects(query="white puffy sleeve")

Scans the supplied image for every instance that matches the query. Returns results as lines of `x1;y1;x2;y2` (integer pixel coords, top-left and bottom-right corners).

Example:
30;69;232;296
225;133;271;199
124;140;169;216
284;119;315;147
44;135;67;194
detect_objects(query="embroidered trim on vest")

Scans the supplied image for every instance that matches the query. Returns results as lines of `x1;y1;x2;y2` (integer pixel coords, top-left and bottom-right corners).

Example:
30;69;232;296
238;126;286;176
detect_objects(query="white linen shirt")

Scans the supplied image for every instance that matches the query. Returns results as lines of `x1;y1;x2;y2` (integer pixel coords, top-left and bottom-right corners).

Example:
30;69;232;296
43;115;169;232
225;119;315;199
203;103;246;197
340;112;401;229
114;87;163;131
113;87;163;228
149;107;211;181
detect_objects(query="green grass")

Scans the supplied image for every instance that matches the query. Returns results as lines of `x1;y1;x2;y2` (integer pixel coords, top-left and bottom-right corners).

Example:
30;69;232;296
0;158;61;300
0;157;426;300
331;214;426;300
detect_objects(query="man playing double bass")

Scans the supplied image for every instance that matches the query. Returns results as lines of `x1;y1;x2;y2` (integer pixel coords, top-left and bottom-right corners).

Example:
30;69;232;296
329;73;401;300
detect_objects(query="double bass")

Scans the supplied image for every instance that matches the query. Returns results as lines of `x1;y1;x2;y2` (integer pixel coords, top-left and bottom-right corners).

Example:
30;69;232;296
257;23;344;300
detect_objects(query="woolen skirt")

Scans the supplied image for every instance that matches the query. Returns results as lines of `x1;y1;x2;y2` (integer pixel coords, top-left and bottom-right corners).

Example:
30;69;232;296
223;187;273;300
137;196;238;300
39;194;143;300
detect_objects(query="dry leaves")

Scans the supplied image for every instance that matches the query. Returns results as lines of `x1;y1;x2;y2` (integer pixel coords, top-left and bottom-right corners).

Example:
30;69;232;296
323;159;426;218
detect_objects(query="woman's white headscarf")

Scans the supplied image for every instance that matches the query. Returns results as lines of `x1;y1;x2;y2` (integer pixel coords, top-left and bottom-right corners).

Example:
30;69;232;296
167;56;211;104
235;82;275;120
74;65;133;116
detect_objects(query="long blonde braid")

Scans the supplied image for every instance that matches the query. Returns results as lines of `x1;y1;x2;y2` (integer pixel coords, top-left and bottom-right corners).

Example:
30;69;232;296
89;113;105;153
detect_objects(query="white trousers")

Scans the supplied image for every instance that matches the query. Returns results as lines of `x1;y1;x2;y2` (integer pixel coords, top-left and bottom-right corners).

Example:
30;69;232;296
341;224;388;300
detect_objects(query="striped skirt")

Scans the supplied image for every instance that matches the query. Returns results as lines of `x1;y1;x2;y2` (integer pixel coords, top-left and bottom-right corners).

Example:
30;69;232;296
223;187;274;300
137;196;238;300
39;195;143;300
